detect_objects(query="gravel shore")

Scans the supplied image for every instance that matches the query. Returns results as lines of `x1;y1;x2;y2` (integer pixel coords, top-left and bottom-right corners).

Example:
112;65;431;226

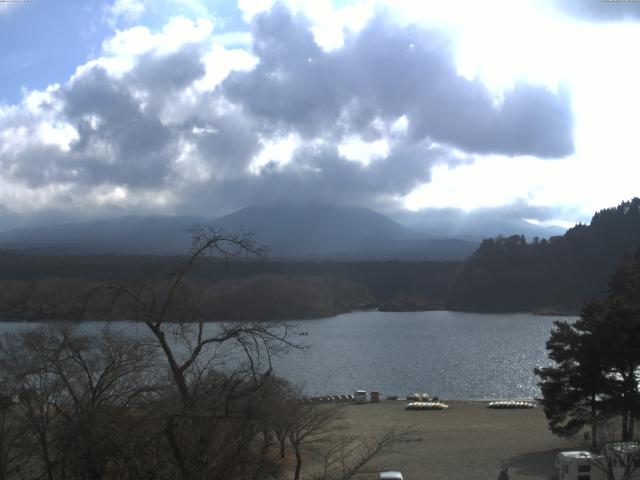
339;400;585;480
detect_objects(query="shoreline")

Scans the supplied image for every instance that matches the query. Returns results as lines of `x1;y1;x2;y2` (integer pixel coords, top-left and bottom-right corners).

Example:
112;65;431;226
0;307;579;323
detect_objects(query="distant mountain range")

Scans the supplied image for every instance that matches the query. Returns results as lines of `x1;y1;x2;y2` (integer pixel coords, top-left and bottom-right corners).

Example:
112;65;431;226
0;216;199;255
395;211;566;242
0;204;566;260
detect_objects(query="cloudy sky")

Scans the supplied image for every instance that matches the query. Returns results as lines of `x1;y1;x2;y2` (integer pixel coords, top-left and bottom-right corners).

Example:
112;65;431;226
0;0;639;230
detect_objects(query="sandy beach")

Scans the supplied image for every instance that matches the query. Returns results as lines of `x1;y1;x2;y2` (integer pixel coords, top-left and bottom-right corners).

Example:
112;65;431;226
337;400;585;480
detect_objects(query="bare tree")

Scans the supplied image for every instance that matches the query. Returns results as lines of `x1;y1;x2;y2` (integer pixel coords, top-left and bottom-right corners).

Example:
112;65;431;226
0;328;67;480
287;403;342;480
311;427;414;480
587;421;640;480
262;379;298;460
82;224;299;480
0;391;25;480
0;324;158;480
282;400;415;480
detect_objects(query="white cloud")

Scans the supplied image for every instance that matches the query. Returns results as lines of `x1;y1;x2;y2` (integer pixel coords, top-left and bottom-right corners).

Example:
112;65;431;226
171;140;211;183
211;31;253;48
194;44;257;92
107;0;146;26
250;134;300;174
0;178;74;214
338;137;389;166
237;0;275;21
403;156;554;211
0;85;78;156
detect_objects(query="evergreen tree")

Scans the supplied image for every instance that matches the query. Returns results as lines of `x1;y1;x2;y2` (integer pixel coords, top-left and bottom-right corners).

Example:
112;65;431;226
534;302;612;446
536;249;640;443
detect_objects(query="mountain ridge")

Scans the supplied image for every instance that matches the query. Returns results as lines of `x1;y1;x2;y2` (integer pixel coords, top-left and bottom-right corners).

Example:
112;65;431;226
0;204;565;260
0;205;480;260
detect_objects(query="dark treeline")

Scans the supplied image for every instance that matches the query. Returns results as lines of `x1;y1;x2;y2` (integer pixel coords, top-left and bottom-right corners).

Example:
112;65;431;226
0;253;458;321
449;198;640;313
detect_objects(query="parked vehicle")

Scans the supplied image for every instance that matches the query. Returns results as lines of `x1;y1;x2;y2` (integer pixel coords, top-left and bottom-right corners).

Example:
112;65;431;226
354;390;368;403
556;451;603;480
556;445;640;480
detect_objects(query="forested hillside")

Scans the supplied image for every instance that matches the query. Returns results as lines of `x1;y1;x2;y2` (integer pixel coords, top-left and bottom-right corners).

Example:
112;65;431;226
448;198;640;312
0;253;457;320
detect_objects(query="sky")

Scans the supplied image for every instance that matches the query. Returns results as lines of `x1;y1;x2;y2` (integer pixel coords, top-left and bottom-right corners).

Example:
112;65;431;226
0;0;639;230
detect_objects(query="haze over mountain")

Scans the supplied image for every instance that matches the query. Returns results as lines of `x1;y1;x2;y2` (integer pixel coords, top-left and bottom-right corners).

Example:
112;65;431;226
393;208;566;241
217;205;473;260
0;216;199;255
0;204;570;260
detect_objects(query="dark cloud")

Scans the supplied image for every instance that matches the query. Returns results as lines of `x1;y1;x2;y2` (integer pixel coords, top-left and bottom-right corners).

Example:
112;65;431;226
223;5;575;157
4;145;81;187
62;66;176;187
187;107;262;175
552;0;640;22
128;45;206;93
177;139;450;215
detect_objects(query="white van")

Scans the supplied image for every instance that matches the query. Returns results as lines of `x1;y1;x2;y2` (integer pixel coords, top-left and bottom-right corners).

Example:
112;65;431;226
354;390;368;403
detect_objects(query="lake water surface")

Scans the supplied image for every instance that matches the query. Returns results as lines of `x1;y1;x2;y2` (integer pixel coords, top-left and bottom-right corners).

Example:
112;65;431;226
0;310;575;400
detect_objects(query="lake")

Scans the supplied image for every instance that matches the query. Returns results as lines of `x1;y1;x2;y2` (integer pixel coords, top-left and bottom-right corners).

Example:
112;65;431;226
0;310;574;400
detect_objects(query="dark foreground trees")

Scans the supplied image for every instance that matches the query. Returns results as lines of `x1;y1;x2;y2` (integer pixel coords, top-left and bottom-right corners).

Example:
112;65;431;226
535;248;640;446
0;225;409;480
0;324;158;479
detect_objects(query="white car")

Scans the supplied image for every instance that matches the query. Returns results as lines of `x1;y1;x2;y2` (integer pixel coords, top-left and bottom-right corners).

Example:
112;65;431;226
379;471;403;480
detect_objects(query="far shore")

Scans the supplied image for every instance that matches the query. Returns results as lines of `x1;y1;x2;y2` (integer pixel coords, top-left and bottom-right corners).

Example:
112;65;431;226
338;399;585;480
0;307;579;323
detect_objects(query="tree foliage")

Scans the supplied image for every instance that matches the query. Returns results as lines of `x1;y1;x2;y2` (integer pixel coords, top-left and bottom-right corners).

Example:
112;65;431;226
535;247;640;445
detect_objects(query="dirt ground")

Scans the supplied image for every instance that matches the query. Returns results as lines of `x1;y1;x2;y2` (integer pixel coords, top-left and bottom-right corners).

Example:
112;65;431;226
337;400;586;480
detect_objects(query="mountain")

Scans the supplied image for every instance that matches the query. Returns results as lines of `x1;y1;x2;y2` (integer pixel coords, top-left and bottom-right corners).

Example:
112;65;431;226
0;205;479;260
215;205;478;260
216;205;408;255
448;198;640;312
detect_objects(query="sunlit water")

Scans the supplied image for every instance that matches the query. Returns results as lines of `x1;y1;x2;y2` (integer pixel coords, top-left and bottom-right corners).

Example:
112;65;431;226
0;311;575;400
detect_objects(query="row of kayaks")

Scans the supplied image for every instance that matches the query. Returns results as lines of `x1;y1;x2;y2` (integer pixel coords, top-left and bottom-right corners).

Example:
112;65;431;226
299;395;354;403
486;401;537;409
405;402;450;410
405;400;538;411
298;396;537;408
